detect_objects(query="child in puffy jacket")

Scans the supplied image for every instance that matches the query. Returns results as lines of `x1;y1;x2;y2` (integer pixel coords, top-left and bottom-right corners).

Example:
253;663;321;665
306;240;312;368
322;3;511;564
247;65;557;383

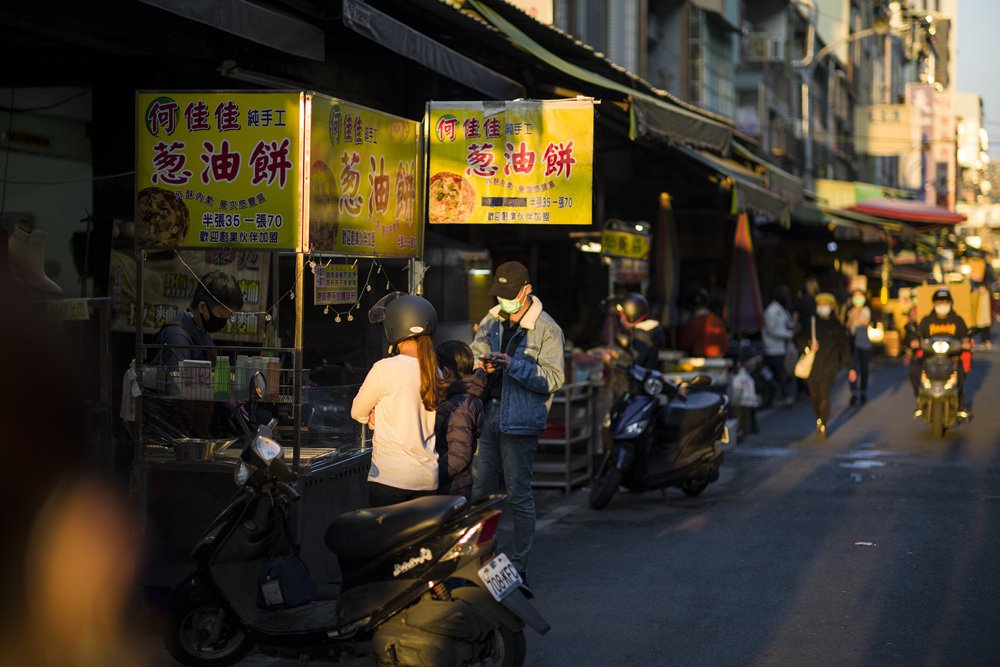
434;341;487;500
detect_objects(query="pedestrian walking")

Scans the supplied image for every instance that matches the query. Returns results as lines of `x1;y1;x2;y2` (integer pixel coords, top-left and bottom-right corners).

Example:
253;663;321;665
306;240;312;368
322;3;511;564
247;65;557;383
471;261;565;583
797;293;856;438
761;285;795;407
434;341;486;500
844;288;873;406
352;293;445;508
791;277;820;399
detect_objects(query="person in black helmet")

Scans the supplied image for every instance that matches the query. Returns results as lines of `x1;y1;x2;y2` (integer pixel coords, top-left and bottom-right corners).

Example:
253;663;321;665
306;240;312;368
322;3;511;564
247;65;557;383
908;287;971;420
607;292;665;370
352;292;446;507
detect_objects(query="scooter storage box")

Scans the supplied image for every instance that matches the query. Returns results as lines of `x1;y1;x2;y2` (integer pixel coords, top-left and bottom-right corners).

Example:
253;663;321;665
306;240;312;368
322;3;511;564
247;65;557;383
656;392;724;440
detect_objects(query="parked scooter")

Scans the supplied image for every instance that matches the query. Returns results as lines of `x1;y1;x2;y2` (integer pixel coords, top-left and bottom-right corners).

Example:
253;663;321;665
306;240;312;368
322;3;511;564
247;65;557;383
163;374;549;666
915;335;965;438
589;364;728;510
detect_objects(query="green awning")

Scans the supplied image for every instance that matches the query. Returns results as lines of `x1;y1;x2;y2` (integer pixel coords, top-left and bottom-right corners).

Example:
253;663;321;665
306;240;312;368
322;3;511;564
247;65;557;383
468;0;733;153
673;145;791;224
731;142;804;202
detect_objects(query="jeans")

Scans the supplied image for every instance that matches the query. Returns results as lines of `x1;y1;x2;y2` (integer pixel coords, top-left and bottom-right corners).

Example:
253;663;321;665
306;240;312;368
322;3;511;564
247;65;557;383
472;399;538;573
851;347;872;398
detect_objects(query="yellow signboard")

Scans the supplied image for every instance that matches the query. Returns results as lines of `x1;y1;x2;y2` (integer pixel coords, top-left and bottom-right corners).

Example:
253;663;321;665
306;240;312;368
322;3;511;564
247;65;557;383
135;91;303;250
427;99;593;225
601;230;650;260
308;95;422;256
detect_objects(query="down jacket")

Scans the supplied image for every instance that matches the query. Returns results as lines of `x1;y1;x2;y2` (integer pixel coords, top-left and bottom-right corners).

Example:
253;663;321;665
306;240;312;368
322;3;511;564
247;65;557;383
436;369;487;499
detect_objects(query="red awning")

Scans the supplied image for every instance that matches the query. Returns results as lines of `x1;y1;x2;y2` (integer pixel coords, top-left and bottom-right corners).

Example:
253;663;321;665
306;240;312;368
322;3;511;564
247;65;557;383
848;198;966;225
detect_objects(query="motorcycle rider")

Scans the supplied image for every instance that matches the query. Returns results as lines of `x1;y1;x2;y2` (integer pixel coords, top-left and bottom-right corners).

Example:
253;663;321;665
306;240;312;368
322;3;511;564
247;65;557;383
607;292;665;370
907;287;971;420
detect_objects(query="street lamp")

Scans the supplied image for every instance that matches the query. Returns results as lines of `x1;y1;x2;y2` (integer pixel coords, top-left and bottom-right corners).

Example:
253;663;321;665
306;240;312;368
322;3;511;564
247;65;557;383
797;15;890;191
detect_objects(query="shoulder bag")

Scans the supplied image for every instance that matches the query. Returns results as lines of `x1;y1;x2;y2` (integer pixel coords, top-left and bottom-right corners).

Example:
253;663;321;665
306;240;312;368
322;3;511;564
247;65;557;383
794;317;817;380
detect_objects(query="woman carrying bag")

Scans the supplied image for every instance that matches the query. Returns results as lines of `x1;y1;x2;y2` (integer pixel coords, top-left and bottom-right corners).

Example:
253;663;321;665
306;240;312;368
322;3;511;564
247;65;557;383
796;293;857;438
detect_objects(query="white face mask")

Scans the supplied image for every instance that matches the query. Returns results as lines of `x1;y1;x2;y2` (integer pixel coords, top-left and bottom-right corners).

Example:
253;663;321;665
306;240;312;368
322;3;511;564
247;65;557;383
816;305;832;318
934;304;951;317
497;296;521;313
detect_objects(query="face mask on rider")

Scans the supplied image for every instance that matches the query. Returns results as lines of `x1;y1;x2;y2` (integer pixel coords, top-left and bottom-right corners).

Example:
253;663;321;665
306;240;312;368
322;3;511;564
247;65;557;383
816;305;832;319
934;304;951;317
851;296;865;307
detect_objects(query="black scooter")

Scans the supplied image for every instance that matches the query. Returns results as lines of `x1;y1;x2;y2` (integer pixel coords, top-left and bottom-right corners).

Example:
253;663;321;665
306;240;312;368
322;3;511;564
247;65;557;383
915;335;965;438
589;364;728;509
162;375;548;666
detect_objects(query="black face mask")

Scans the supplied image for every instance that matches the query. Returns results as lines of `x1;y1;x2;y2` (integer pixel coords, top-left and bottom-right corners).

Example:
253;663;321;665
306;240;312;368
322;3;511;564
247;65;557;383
199;304;230;333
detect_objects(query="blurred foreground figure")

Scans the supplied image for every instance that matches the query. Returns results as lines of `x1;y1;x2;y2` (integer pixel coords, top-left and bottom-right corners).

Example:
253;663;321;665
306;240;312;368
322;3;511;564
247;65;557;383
0;294;144;667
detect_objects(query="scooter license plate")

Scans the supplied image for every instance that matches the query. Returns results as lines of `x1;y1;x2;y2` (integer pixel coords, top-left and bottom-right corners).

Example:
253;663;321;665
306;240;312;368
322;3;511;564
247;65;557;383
477;553;522;602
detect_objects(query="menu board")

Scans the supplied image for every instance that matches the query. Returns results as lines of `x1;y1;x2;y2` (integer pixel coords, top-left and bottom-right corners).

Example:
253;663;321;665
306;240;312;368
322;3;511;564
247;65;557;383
309;95;422;257
135;91;303;250
427;99;593;225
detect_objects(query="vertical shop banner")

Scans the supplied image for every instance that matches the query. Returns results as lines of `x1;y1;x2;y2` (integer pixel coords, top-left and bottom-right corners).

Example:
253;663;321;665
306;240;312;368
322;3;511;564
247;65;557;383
135;91;303;250
427;99;593;225
108;249;269;343
313;263;359;305
309;95;421;257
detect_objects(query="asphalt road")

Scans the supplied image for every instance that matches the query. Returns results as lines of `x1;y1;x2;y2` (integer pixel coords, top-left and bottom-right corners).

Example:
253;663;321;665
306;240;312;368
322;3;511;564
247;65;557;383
149;347;1000;667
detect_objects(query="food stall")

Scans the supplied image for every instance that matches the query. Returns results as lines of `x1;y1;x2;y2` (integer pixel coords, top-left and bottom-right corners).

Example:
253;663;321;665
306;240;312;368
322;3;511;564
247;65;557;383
128;91;423;587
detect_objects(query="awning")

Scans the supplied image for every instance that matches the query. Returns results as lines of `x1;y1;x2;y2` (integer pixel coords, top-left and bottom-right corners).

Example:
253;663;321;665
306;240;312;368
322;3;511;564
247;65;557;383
849;198;967;226
467;0;733;153
673;145;791;224
732;142;804;202
342;0;525;100
817;204;913;241
138;0;325;61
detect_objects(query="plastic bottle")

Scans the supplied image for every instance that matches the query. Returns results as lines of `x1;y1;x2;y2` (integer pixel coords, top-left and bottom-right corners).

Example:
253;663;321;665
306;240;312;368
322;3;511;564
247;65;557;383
214;357;231;399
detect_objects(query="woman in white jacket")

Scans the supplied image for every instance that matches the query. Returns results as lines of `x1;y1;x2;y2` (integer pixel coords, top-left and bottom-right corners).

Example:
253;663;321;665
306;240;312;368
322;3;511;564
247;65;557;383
761;285;795;407
352;293;445;507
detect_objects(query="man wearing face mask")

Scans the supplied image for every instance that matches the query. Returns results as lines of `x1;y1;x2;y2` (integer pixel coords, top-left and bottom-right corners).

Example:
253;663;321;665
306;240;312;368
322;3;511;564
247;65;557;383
155;270;244;367
471;261;565;584
909;287;970;420
150;271;244;437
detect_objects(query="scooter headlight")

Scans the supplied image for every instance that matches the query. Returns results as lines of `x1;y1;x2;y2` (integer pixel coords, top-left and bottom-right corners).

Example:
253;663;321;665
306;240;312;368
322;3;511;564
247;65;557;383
234;460;252;486
643;377;664;396
253;435;283;463
622;419;649;436
932;340;950;354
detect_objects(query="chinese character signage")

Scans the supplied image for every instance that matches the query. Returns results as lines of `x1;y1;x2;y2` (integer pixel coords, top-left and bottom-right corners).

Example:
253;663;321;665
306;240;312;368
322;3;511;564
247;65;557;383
427;99;593;225
136;91;303;250
601;229;650;260
309;95;422;257
314;263;358;305
108;249;269;342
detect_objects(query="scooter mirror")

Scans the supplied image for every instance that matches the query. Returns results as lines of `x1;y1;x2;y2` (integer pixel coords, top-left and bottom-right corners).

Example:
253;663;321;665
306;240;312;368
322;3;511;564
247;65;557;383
251;372;267;399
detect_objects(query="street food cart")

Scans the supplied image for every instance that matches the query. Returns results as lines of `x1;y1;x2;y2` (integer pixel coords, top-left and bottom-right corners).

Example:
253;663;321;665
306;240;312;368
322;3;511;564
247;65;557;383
128;91;423;587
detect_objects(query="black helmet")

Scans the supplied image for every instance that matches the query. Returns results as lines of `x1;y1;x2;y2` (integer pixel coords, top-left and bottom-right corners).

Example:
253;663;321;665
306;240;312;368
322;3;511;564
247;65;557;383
616;292;650;324
689;288;709;308
368;292;437;345
932;287;953;303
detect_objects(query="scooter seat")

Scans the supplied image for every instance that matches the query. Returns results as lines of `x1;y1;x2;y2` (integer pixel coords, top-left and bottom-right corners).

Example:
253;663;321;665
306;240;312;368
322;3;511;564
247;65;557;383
658;392;724;431
326;495;466;560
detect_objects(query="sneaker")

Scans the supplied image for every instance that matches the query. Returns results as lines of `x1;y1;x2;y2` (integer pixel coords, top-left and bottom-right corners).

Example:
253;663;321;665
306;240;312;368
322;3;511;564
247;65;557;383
849;395;858;407
957;410;969;421
913;408;923;419
816;419;827;439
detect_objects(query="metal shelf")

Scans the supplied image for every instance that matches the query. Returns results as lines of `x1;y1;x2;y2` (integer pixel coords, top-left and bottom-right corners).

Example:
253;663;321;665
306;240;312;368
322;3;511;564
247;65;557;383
533;381;595;493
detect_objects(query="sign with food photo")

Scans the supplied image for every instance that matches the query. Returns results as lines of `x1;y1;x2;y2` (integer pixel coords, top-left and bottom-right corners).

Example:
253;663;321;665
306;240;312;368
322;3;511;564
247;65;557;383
135;91;304;250
426;99;594;225
308;95;421;257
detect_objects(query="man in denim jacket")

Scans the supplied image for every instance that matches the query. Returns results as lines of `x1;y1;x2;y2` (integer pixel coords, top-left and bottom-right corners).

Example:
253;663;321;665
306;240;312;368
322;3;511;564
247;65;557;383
471;261;565;581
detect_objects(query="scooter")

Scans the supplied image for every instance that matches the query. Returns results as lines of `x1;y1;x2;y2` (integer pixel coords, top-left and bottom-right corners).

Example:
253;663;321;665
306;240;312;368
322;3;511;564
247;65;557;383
915;335;964;438
162;375;549;666
589;364;728;510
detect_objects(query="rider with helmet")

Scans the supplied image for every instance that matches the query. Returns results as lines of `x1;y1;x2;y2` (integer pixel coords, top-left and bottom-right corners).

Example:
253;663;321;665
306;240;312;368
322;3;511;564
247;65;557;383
352;292;445;507
907;287;971;420
608;292;665;370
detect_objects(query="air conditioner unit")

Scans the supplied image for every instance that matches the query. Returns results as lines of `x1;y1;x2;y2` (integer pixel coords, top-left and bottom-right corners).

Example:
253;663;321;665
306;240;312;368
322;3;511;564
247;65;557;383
746;33;784;62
